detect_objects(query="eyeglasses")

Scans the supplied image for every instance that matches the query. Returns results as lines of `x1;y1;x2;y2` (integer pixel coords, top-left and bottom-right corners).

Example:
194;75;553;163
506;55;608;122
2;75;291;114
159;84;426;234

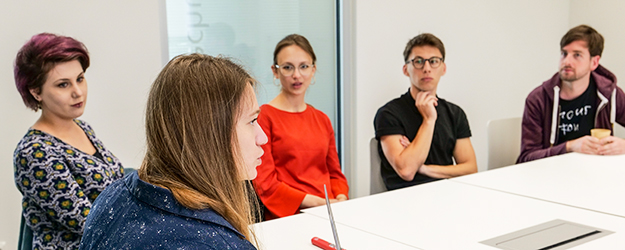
275;64;314;76
406;57;444;69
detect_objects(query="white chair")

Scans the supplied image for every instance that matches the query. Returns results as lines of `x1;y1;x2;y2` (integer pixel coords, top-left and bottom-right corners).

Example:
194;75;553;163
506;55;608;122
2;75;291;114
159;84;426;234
487;117;522;170
370;138;387;195
614;124;625;138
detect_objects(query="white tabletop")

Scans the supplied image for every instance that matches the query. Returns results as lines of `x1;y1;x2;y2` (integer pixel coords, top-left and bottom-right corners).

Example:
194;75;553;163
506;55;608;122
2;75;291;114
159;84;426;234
251;213;421;250
302;180;625;249
452;152;625;218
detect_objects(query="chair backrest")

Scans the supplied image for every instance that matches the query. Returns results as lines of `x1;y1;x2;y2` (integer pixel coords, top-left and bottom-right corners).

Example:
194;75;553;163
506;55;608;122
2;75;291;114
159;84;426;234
614;124;625;138
369;138;387;195
18;213;33;250
124;167;137;176
487;117;522;170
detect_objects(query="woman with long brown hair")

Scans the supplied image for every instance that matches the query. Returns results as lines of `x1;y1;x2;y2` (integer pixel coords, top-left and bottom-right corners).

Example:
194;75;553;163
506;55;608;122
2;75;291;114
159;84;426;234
80;54;267;249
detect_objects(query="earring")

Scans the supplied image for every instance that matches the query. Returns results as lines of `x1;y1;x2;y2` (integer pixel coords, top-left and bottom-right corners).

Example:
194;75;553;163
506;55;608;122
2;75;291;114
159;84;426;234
35;97;42;111
311;76;316;85
273;78;280;87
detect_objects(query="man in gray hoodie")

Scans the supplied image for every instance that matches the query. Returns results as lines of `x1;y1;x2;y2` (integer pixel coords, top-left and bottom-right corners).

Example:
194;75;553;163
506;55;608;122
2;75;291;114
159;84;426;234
517;25;625;163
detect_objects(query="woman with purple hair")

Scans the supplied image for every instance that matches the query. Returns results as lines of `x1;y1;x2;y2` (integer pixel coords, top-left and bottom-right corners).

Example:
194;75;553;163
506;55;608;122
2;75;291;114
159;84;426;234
13;33;125;249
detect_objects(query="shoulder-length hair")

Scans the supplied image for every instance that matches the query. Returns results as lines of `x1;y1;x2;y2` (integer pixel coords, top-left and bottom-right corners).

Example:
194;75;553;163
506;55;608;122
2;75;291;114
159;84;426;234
139;53;258;244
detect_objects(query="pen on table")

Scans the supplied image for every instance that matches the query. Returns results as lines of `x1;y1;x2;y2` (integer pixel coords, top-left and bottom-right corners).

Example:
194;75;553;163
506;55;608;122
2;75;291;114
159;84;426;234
311;237;346;250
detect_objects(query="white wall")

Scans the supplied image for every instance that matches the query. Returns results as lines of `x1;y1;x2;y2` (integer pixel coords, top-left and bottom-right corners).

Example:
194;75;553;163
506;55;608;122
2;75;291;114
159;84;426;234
0;1;164;249
570;0;625;87
348;0;572;197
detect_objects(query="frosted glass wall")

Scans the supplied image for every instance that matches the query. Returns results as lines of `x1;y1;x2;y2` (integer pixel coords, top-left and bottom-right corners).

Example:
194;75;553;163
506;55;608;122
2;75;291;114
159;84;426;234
166;0;338;127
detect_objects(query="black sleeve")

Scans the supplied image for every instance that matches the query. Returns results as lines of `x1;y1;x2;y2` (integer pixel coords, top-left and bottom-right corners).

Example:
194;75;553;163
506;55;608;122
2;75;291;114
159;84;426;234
454;106;472;139
374;105;406;139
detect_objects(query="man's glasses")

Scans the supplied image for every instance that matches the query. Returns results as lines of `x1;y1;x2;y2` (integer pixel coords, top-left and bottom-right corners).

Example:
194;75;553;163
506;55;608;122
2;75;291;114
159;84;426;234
275;64;314;76
406;57;444;69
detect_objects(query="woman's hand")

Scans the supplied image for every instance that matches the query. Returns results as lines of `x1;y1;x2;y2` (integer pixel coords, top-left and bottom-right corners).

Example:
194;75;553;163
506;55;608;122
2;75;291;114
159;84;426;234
335;194;347;201
300;193;348;209
300;194;327;209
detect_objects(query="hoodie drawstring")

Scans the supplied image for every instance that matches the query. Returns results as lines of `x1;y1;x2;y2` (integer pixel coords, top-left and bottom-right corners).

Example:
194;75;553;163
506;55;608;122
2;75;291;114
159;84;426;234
611;88;616;129
550;86;560;146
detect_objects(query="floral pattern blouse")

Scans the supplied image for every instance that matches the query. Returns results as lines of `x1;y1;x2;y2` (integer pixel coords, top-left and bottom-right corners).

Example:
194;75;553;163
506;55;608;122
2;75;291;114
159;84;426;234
13;120;124;250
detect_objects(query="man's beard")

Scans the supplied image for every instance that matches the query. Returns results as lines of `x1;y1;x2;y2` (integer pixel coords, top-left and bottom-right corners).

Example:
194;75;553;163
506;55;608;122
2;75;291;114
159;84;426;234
559;67;580;82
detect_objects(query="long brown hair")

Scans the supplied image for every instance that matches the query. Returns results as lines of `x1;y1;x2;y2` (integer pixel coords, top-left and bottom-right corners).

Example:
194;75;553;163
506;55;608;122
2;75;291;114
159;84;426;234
139;54;258;244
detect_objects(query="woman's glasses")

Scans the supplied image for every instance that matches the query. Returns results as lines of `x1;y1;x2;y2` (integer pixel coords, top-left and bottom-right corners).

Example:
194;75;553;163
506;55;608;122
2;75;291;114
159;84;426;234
275;64;314;76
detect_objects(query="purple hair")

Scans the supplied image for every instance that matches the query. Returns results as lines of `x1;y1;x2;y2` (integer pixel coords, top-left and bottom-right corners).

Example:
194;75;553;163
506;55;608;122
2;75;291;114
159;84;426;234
14;33;90;111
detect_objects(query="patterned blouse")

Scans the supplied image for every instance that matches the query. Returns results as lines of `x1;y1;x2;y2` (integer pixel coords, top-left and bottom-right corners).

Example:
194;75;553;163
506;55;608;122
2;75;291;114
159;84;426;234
13;120;124;250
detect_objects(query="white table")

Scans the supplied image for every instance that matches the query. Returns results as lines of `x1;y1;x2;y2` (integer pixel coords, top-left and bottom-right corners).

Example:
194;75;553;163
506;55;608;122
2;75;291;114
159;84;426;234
251;213;421;250
452;153;625;218
302;180;625;249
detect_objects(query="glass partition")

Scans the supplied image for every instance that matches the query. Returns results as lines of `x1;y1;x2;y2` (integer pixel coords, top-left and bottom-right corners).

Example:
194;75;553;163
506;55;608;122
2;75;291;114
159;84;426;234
165;0;338;128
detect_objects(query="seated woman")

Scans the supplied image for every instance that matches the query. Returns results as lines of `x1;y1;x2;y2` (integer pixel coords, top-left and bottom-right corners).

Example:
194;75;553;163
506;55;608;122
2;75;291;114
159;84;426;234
253;34;349;220
13;33;125;249
79;54;267;249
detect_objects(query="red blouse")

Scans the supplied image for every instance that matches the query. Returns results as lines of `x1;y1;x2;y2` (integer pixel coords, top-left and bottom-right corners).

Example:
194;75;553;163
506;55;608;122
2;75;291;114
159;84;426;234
253;104;349;220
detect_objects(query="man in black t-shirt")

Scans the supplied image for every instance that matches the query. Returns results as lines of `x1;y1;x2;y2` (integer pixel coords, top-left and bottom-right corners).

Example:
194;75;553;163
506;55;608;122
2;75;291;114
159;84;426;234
373;33;477;190
557;77;596;144
517;25;625;163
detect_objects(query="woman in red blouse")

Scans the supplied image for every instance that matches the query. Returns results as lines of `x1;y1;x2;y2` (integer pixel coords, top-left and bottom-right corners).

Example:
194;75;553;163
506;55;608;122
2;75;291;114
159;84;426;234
253;34;349;220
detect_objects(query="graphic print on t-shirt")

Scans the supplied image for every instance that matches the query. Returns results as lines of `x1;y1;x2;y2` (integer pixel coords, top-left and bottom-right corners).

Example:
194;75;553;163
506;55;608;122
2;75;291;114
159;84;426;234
556;79;597;144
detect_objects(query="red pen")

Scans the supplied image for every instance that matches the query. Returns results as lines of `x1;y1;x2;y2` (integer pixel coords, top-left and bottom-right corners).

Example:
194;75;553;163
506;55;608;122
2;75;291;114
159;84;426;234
311;237;346;250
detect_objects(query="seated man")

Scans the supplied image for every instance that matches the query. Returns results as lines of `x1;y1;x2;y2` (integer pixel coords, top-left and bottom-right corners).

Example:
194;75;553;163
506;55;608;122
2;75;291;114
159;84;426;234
517;25;625;163
374;33;477;190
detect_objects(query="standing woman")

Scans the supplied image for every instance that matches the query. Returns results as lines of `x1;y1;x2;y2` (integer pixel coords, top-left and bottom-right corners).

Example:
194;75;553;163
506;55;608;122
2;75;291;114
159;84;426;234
13;33;125;249
80;54;266;249
253;34;349;220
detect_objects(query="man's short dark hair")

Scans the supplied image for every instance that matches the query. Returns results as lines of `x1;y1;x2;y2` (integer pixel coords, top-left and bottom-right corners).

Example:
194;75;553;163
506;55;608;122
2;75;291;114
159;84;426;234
403;33;445;63
560;25;604;57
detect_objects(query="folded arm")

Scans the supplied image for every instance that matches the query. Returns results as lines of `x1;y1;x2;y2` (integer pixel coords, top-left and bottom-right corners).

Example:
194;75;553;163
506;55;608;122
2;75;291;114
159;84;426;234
418;138;477;178
380;119;435;181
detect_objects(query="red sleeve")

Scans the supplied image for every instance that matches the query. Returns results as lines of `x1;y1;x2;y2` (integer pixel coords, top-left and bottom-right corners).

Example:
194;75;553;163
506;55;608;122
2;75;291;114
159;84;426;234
324;118;349;198
253;109;307;218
